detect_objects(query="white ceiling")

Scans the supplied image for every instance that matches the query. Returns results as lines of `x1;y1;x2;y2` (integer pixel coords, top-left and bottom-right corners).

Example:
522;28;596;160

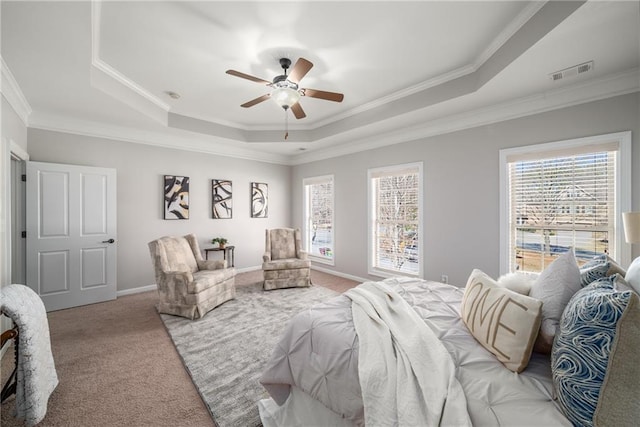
2;1;639;164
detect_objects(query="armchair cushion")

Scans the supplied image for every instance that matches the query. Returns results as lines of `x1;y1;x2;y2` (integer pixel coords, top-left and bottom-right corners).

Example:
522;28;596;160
263;258;311;271
197;259;226;271
268;228;298;260
263;228;311;290
189;268;236;293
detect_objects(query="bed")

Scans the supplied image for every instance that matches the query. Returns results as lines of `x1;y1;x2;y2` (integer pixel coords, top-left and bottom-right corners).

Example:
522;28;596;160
258;252;639;427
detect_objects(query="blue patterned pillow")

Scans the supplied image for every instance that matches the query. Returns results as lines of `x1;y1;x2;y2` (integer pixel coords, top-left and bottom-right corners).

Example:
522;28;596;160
551;276;634;426
579;254;610;287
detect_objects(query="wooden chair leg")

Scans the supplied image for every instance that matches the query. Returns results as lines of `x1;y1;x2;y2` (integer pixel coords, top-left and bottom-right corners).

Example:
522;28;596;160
1;326;19;403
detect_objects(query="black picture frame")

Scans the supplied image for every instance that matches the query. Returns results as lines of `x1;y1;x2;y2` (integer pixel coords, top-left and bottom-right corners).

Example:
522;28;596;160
212;179;232;219
250;182;268;218
164;175;189;220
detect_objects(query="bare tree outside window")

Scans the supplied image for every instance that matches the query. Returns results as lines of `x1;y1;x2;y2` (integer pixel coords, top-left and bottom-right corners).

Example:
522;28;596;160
304;176;334;260
510;152;615;272
370;163;422;277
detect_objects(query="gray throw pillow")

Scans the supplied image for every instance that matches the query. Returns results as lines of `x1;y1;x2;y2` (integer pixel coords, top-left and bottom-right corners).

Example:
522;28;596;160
529;248;581;354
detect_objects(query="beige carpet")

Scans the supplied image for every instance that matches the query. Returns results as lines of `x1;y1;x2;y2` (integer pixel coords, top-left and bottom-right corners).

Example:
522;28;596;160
1;269;359;426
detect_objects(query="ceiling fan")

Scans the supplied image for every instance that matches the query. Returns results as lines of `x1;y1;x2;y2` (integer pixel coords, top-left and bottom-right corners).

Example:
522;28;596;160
226;57;344;120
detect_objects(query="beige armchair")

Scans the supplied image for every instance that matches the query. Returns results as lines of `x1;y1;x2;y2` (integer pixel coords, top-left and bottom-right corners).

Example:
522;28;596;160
148;233;236;319
262;228;311;290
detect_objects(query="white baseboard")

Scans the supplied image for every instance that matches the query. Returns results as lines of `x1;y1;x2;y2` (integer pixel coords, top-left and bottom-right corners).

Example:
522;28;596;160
311;265;368;284
236;265;262;274
115;266;263;298
116;265;364;298
117;284;157;297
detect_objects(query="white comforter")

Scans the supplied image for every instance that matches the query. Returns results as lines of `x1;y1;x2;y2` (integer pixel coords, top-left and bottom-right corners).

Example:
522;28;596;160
345;279;471;426
260;278;570;426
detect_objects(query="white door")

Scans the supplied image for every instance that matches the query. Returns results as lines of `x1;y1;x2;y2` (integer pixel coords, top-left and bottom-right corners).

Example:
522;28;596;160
26;161;117;311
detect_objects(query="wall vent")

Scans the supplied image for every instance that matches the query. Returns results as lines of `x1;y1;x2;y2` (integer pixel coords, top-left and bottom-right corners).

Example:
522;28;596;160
548;61;593;81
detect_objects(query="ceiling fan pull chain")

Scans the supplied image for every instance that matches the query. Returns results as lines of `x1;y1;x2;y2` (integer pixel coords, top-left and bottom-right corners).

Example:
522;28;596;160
284;109;289;140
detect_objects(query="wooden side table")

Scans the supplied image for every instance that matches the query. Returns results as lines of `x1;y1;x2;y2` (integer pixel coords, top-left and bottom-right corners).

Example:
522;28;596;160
204;246;235;267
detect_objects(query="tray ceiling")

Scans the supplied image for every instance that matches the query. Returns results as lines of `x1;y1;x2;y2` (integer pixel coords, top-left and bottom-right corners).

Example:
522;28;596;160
2;1;639;163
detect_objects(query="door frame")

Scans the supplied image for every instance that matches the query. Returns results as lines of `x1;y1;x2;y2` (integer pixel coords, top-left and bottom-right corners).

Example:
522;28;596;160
11;154;27;284
1;139;29;358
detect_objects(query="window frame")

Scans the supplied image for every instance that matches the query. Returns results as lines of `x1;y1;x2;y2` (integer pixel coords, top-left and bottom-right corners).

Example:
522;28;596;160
368;162;423;278
499;131;632;274
302;174;335;266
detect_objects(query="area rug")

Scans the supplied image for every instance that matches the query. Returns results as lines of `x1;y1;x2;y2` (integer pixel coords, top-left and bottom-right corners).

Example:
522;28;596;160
161;282;338;427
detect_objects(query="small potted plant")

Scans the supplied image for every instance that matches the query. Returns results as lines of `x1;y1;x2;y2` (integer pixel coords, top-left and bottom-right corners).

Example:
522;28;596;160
211;237;228;249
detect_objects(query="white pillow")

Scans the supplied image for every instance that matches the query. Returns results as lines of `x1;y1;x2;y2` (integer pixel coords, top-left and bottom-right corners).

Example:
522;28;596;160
625;257;640;294
496;272;538;295
529;248;581;354
461;269;542;373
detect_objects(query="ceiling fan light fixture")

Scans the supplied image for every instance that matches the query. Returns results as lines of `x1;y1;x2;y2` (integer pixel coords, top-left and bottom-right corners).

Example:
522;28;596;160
271;85;300;110
227;56;343;124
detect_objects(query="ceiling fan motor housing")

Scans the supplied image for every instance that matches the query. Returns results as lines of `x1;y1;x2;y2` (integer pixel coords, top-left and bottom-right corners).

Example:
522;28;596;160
279;57;292;70
272;74;298;90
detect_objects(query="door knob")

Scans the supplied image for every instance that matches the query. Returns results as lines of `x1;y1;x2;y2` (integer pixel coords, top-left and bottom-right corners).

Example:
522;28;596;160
102;238;115;244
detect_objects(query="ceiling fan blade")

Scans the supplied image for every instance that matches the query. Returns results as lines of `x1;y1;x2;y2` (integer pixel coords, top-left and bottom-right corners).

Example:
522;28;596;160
241;94;270;108
226;69;271;85
287;58;313;84
301;88;344;103
290;102;306;119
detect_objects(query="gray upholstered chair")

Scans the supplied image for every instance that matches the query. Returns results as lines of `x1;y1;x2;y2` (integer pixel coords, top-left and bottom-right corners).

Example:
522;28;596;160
262;228;311;290
148;233;236;319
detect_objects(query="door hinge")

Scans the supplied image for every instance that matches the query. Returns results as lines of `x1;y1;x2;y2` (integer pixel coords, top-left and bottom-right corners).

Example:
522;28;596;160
21;174;26;182
21;231;26;238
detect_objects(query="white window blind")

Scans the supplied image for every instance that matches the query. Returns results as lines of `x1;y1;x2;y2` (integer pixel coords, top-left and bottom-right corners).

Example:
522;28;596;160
508;149;616;272
369;163;422;277
303;175;334;262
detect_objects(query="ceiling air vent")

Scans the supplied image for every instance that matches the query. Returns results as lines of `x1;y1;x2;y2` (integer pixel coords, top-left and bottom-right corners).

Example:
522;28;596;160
549;61;593;81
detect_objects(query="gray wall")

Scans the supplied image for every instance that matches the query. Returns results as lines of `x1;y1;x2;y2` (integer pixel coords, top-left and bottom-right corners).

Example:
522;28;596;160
27;129;291;292
292;93;640;287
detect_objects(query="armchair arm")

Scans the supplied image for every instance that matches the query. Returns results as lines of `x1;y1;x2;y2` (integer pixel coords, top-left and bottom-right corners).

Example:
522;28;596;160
158;270;194;294
297;250;308;260
197;259;226;270
263;252;272;262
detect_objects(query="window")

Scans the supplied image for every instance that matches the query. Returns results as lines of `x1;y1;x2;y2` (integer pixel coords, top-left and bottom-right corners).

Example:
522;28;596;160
368;162;422;277
500;132;632;274
303;175;334;264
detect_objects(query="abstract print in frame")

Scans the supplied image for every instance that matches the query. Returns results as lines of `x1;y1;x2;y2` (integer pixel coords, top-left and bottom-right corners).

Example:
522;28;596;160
212;179;232;219
164;175;190;219
251;182;268;218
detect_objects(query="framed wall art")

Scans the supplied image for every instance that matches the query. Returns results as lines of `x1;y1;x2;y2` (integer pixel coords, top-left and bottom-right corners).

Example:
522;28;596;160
212;179;232;219
251;182;268;218
164;175;189;219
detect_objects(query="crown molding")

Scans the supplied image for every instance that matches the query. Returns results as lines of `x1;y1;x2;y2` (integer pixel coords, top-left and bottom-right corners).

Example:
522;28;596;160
91;58;171;113
25;68;638;167
90;0;170;123
28;111;291;165
290;68;640;165
0;56;32;126
90;59;170;125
